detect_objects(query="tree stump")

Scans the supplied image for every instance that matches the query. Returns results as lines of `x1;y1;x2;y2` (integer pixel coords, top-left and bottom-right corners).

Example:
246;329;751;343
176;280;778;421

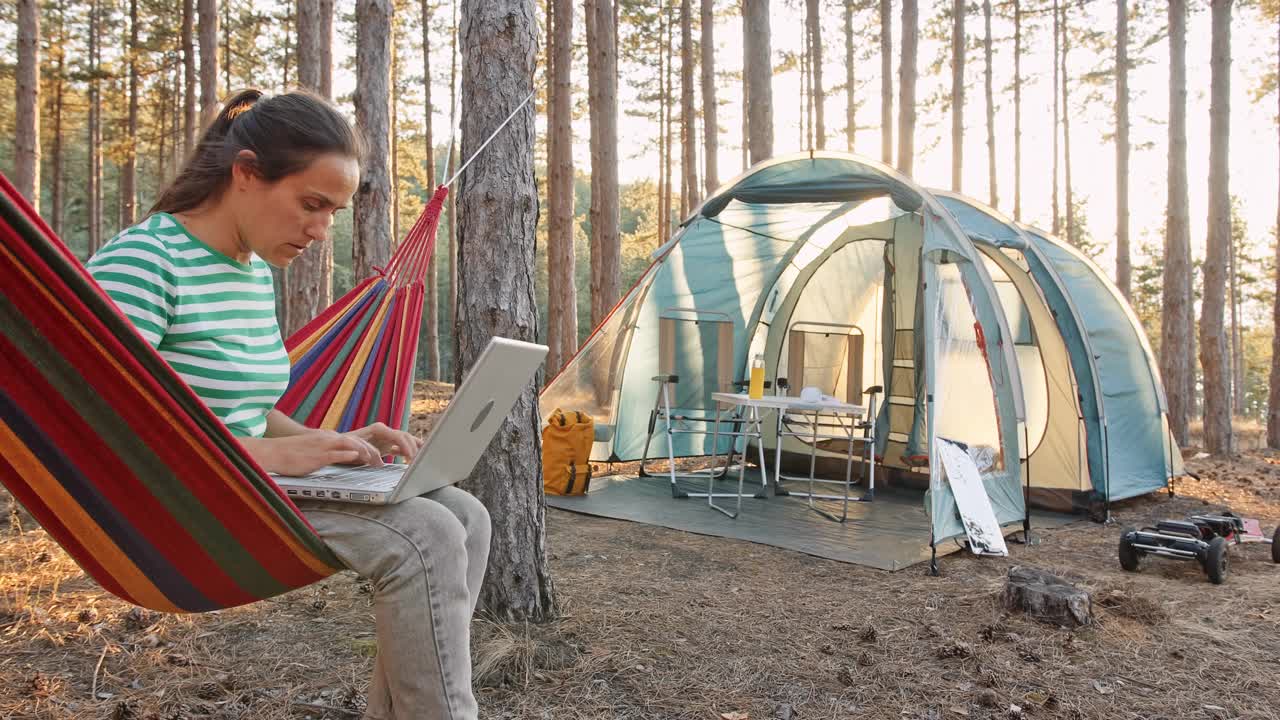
1000;566;1092;627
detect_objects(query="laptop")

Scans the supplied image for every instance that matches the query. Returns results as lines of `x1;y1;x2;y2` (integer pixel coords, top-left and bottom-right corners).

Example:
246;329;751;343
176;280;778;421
272;336;549;504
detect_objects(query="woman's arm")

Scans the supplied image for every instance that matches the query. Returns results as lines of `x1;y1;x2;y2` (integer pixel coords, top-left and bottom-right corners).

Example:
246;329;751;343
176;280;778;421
264;409;323;438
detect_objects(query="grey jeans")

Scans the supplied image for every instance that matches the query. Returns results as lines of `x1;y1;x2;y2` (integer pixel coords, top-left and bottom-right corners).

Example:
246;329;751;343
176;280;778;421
299;486;491;720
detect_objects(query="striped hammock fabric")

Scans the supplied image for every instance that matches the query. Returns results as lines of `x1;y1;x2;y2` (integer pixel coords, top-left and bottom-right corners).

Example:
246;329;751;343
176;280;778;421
279;185;448;432
0;173;446;613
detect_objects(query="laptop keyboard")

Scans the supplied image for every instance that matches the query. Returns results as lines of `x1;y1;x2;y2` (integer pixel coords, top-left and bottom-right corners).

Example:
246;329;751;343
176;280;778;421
279;464;407;490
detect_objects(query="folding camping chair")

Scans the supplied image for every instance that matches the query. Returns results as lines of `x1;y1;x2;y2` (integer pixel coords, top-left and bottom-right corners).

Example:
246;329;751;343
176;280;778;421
639;308;768;516
774;321;881;522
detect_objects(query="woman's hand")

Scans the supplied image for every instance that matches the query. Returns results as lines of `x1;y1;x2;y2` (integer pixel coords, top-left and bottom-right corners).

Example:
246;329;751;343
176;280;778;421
241;433;377;477
343;422;422;462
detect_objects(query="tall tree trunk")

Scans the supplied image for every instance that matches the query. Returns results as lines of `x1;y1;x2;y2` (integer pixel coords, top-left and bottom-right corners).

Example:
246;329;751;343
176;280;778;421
1200;0;1233;456
457;0;555;621
222;0;231;96
743;0;773;164
88;0;102;254
950;0;963;192
1115;0;1131;297
657;4;668;245
701;0;718;194
880;0;892;165
1012;0;1021;220
588;0;620;329
547;0;575;372
1051;0;1059;235
1061;2;1074;245
806;0;825;150
353;0;393;281
1163;0;1193;446
897;0;917;176
298;0;323;91
801;32;809;148
14;0;40;209
1270;12;1280;449
664;5;675;235
320;0;334;98
448;5;459;359
983;0;997;209
1229;229;1244;411
199;0;219;125
282;0;334;337
183;0;196;154
422;0;439;381
844;0;855;152
123;0;138;224
391;37;399;242
51;6;65;236
741;0;749;169
681;0;698;213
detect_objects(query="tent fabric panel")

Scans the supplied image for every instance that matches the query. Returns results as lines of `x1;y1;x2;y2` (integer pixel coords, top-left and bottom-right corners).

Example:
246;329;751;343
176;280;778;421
612;211;793;460
699;155;923;218
977;246;1090;492
1026;231;1172;499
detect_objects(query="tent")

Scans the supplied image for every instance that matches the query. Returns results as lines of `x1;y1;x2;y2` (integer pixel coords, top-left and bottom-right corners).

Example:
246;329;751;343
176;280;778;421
541;152;1179;546
932;190;1183;512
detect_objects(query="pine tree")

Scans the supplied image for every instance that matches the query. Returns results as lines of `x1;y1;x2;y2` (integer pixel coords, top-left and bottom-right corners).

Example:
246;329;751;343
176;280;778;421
880;0;892;165
897;0;917;175
547;0;576;371
983;0;996;209
15;0;40;209
353;0;394;281
1163;0;1194;446
701;0;718;193
950;0;963;191
456;0;556;620
1115;0;1131;298
744;0;773;164
588;0;621;328
1200;0;1234;455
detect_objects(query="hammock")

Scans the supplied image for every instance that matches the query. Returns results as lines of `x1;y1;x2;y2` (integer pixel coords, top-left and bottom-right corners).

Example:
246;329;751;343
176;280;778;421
0;172;447;613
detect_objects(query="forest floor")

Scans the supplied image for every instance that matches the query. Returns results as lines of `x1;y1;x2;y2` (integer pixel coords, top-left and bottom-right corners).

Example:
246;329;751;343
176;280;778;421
1;380;1278;720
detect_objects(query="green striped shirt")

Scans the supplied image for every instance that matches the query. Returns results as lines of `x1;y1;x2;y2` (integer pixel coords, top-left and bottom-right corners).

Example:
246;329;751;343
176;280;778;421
87;213;289;438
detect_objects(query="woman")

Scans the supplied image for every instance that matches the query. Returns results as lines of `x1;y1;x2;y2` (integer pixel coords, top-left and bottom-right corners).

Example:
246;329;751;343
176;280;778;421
86;88;489;720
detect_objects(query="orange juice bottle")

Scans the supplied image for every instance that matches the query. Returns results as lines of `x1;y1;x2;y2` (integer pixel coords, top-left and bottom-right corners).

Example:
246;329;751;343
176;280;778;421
748;353;766;399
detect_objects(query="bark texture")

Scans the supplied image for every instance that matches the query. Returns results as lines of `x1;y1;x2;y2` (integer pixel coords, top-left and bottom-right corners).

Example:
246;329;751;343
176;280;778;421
1115;0;1131;298
198;0;219;126
844;0;855;152
1270;13;1280;450
805;0;824;149
950;0;964;192
897;0;917;176
353;0;394;282
1001;566;1092;628
1200;0;1233;456
14;0;40;210
422;0;439;381
983;0;996;209
588;0;620;329
880;0;892;165
1163;0;1193;446
183;0;196;155
681;0;698;213
547;0;576;372
284;0;335;337
457;0;556;621
701;0;719;194
744;0;773;164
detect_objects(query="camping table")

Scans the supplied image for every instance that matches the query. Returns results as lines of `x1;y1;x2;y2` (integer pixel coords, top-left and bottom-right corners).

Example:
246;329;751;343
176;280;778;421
709;392;871;522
